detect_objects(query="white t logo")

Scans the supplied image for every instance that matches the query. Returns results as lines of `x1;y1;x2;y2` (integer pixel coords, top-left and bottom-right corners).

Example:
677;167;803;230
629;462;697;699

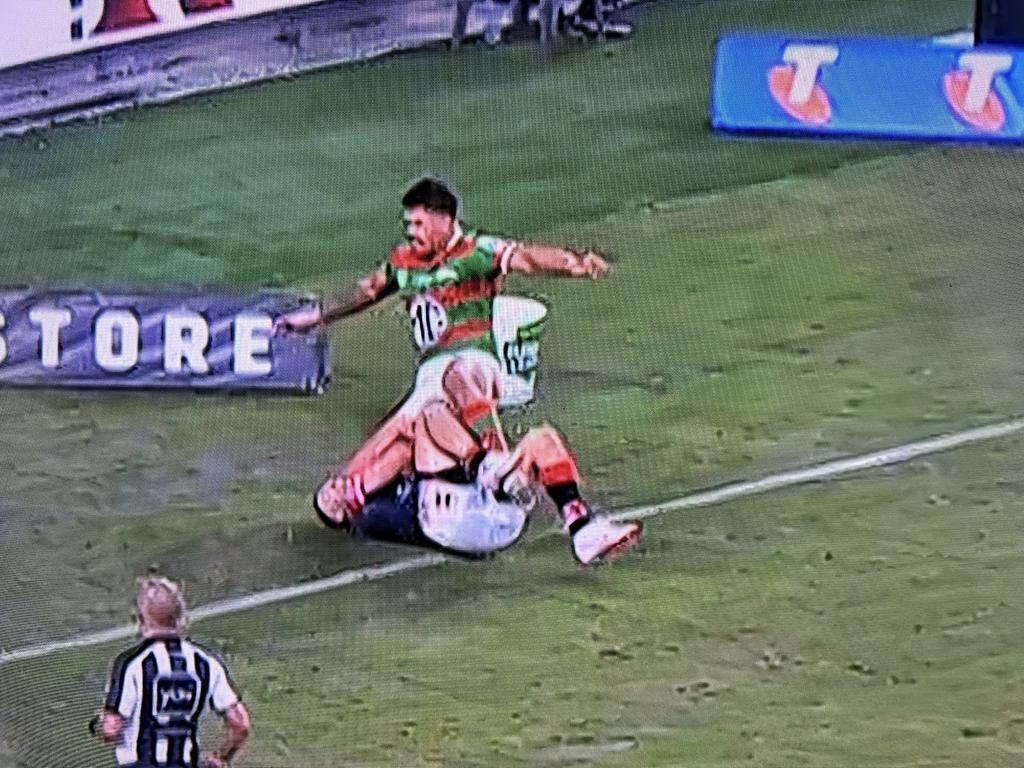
957;51;1012;113
29;306;72;369
782;44;839;105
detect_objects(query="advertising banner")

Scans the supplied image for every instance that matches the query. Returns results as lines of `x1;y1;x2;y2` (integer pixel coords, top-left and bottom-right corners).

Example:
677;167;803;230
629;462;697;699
0;289;329;393
0;0;339;71
712;34;1024;142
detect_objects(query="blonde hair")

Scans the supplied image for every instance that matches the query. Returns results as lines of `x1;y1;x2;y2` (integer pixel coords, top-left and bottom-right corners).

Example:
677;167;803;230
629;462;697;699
136;576;187;635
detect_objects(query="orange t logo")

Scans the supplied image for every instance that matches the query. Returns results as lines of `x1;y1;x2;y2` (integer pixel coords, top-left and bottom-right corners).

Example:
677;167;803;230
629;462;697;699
768;44;839;126
93;0;231;35
944;51;1012;132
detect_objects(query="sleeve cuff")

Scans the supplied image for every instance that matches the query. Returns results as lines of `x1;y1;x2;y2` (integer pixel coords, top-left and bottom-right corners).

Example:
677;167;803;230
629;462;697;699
213;694;241;715
498;242;519;275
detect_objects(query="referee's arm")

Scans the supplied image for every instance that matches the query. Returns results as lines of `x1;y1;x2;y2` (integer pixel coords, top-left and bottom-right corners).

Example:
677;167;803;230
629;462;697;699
204;703;251;768
205;657;251;767
95;649;139;742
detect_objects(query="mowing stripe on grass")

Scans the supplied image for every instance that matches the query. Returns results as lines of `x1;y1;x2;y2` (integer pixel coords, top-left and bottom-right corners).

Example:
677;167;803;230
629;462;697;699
2;416;1022;667
0;555;445;666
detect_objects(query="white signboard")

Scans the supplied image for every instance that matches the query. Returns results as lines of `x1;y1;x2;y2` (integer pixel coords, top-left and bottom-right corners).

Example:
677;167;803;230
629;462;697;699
0;0;336;71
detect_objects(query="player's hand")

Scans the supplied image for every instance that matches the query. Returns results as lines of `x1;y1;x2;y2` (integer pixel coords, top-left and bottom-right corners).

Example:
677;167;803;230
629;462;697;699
343;474;366;511
272;306;322;335
317;473;364;520
90;711;125;742
573;251;609;280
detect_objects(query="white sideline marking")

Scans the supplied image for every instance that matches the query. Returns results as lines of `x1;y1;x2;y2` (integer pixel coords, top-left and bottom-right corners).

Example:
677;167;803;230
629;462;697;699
2;416;1022;667
614;416;1024;522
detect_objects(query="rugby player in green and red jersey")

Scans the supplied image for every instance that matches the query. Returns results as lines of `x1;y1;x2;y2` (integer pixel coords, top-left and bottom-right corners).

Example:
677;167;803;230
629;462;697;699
276;177;640;564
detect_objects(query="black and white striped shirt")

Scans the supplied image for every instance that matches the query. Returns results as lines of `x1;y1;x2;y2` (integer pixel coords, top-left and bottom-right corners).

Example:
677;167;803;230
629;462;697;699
104;636;240;768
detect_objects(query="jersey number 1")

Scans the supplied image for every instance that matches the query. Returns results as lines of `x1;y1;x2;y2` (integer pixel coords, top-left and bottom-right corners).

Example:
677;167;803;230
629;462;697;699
410;296;448;350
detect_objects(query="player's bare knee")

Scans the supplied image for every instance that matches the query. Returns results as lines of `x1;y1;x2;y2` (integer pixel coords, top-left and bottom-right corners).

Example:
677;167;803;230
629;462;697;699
522;424;567;456
533;423;563;442
422;403;478;459
441;357;498;418
419;399;451;422
412;405;467;474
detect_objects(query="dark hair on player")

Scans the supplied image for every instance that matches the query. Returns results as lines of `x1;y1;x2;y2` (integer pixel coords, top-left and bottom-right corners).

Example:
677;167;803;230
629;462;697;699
402;177;459;219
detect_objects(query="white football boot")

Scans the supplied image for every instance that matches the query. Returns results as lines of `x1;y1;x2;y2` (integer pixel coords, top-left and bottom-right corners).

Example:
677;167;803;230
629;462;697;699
571;516;642;566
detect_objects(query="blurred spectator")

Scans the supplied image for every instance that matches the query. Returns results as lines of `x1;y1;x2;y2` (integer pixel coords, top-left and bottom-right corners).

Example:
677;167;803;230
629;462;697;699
565;0;633;39
453;0;632;47
453;0;528;46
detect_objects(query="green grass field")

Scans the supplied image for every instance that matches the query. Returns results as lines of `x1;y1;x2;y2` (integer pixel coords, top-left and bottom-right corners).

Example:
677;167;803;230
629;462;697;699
5;0;1024;765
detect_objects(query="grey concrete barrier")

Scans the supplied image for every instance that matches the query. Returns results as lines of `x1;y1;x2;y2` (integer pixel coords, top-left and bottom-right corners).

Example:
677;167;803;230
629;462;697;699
0;0;644;136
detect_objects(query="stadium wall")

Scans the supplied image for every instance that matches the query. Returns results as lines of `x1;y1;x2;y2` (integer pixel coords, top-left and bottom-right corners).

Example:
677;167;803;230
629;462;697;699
0;1;642;136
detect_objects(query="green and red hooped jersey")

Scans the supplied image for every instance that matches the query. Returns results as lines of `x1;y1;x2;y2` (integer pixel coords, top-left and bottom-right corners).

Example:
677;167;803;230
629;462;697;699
383;228;518;360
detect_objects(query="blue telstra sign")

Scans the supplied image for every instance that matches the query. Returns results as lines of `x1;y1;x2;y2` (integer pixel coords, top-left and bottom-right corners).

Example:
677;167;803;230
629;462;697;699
712;34;1024;141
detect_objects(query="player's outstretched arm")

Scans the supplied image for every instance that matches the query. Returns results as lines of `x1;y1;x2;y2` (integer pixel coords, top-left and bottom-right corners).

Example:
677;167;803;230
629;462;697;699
506;244;609;279
274;267;396;334
322;267;397;323
202;702;251;768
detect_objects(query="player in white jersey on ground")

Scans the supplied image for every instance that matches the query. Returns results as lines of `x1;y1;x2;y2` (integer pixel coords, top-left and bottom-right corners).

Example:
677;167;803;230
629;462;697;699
314;351;642;565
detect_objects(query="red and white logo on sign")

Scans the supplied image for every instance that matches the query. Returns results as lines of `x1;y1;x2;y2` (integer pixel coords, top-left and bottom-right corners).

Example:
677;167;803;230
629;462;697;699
944;51;1012;132
91;0;231;35
768;44;839;126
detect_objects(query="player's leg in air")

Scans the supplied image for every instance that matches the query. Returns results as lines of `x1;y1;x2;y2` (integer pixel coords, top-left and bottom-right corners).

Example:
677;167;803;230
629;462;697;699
491;423;642;564
314;353;641;565
435;350;642;565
